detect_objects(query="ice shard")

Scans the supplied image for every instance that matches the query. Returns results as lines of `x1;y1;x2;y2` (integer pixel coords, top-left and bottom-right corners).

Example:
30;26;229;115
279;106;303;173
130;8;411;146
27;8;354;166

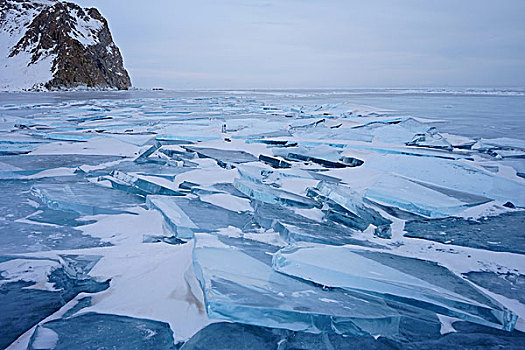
251;198;373;246
31;182;141;215
183;146;257;168
273;220;377;247
365;154;525;207
272;145;362;168
107;170;185;196
364;175;488;218
272;245;517;331
258;154;292;169
406;129;453;150
146;195;253;239
309;182;391;232
234;178;319;209
192;233;405;337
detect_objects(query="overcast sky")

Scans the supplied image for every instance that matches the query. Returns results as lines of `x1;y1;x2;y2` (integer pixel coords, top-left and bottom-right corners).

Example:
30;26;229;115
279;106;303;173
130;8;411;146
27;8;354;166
74;0;525;89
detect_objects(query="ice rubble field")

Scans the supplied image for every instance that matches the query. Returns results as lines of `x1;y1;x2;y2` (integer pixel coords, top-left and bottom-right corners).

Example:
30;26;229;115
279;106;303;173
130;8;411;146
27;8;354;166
0;92;524;349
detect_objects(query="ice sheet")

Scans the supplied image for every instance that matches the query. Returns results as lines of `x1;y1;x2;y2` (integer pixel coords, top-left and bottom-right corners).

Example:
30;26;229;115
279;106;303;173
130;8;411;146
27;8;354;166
1;91;523;349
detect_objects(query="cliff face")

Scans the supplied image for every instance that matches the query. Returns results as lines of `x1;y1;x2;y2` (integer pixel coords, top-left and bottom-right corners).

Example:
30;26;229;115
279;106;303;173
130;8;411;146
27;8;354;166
0;0;131;90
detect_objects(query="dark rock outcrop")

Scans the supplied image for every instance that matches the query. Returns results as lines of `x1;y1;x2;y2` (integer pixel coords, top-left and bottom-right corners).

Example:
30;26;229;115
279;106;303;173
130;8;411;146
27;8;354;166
1;0;131;90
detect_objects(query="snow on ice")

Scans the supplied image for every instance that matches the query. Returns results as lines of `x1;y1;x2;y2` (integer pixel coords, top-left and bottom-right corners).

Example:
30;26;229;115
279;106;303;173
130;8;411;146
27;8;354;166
0;91;524;349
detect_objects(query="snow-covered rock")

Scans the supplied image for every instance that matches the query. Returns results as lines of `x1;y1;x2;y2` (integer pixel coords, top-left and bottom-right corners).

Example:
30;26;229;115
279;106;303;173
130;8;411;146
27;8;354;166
0;0;131;91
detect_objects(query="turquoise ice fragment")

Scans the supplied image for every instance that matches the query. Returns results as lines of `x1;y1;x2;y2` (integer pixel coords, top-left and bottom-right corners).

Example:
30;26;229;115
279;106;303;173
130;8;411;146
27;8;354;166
192;233;404;337
273;245;518;331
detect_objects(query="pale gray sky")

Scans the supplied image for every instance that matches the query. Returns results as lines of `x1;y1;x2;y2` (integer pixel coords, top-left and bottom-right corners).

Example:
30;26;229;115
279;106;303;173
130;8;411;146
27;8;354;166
75;0;525;89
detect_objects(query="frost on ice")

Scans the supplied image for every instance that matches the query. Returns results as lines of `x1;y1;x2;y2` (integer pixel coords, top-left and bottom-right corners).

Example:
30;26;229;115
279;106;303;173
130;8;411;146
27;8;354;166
0;91;524;349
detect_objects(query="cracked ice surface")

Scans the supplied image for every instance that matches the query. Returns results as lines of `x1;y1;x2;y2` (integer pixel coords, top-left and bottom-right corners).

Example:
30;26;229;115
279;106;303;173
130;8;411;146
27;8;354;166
0;91;524;349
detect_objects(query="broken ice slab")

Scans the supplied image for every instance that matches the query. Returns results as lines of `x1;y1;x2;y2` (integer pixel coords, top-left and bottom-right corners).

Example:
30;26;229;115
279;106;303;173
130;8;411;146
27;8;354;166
29;132;96;142
192;233;404;337
0;154;125;171
286;152;357;168
80;160;191;181
352;117;443;145
134;141;162;163
107;170;185;196
245;139;298;148
189;186;224;196
287;102;394;120
315;142;466;160
310;182;391;231
479;137;525;151
408;178;494;205
324;208;391;237
234;178;319;209
365;154;525;207
145;195;196;239
274;221;379;247
252;201;320;230
55;254;102;280
132;140;197;166
1;154;126;180
250;195;376;246
273;145;362;169
31;182;142;216
212;182;251;198
0;143;38;155
364;175;490;218
142;234;185;245
236;164;341;190
272;245;517;331
183;146;257;169
0;216;107;254
406;130;453;150
0;256;109;349
146;195;253;239
0;255;104;288
289;118;326;130
250;199;372;246
404;211;525;254
340;156;366;167
29;313;176;350
491;149;525;159
274;145;341;162
258;154;291;169
236;164;284;187
159;147;197;160
0;179;109;254
219;118;284;134
303;170;342;183
0;168;43;180
0;133;49;145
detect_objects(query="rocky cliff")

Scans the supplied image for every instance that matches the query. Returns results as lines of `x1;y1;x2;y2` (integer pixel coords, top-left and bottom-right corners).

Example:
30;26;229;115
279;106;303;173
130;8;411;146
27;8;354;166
0;0;131;90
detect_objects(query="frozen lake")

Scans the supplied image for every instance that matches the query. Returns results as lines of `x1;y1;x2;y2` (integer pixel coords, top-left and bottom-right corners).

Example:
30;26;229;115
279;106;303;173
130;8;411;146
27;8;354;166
0;89;524;349
2;88;525;140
